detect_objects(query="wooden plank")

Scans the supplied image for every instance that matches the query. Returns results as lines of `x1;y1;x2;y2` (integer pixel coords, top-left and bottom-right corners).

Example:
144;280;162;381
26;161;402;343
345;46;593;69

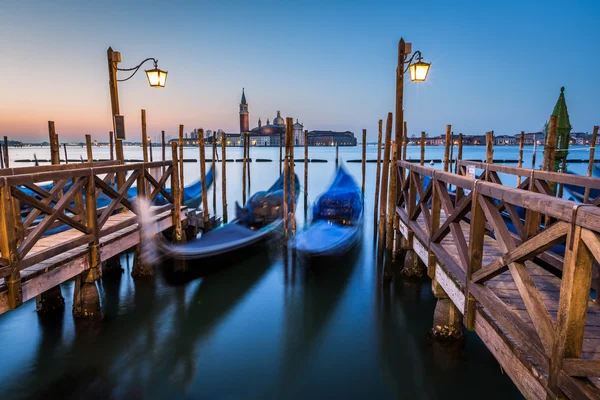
474;309;547;400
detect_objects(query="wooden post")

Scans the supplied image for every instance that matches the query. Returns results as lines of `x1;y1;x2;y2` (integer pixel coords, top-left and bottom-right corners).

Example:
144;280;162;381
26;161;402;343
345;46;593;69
443;125;452;172
544;116;558;173
549;225;594;393
63;144;68;164
212;132;217;216
48;121;60;165
161;130;166;162
584;126;599;203
109;131;114;160
395;38;406;162
85;135;93;162
378;113;393;245
362;129;367;194
161;130;166;175
279;131;283;175
141;110;148;163
198;129;209;230
335;142;339;167
221;134;228;223
0;143;3;168
3;136;10;167
517;131;525;185
402;121;408;161
179;125;184;203
242;133;247;204
0;182;21;309
287;118;296;236
485;131;494;164
247;134;251;189
374;120;383;232
283;120;290;240
171;142;183;243
420;132;426;166
456;133;463;174
85;169;100;280
304;130;309;223
385;147;398;252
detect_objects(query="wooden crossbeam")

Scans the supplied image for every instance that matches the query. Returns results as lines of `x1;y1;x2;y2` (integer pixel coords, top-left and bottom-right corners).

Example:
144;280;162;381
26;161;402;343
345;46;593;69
435;180;470;271
97;170;139;228
21;179;70;229
16;177;87;259
12;187;90;234
472;221;569;283
479;194;556;355
431;191;472;244
144;167;173;204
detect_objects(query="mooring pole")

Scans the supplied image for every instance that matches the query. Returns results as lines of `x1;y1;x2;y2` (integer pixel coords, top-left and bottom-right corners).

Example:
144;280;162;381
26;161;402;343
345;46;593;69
402;121;408;161
2;136;9;168
0;143;3;169
85;135;93;162
304;130;309;223
242;132;247;204
456;133;463;175
517;131;525;186
386;147;398;253
374;120;383;232
161;130;166;175
48;121;60;165
171;142;183;243
584;126;600;203
109;131;114;161
198;129;209;231
283;120;290;240
141;109;148;163
212;132;217;216
63;144;68;164
362;129;367;194
279;131;283;175
288;118;296;236
335;142;339;167
247;134;251;190
179;125;184;203
378;113;393;246
420;132;426;166
221;134;228;223
443;125;452;172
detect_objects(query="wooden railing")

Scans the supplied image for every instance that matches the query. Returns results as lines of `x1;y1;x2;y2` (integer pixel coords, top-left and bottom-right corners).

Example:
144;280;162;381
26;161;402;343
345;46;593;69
0;157;180;309
396;160;600;398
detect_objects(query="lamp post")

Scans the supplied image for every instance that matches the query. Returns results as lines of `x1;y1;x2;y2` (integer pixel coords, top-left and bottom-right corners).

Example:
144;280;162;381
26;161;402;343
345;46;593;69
106;47;167;187
394;38;431;159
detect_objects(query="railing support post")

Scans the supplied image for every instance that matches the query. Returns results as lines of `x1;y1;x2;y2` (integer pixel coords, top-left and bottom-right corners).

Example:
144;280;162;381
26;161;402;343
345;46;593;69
0;180;22;309
464;187;485;330
549;225;594;395
171;142;184;244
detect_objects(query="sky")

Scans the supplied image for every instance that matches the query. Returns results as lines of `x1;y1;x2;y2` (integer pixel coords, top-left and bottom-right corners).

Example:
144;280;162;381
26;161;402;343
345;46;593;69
0;0;599;142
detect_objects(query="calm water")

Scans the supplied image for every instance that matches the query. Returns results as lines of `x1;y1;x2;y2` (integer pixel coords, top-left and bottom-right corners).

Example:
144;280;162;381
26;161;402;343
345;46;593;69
1;144;591;399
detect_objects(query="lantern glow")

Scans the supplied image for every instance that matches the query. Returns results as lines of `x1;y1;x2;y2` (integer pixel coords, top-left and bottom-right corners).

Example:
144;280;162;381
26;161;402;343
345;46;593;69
409;60;431;82
145;67;168;88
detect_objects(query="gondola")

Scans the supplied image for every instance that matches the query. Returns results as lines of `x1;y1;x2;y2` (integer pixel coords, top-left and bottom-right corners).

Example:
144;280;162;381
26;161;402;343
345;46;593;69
293;166;363;257
158;172;299;260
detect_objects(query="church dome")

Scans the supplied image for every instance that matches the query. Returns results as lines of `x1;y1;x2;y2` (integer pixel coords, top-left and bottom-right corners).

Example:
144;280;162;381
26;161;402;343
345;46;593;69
273;110;285;126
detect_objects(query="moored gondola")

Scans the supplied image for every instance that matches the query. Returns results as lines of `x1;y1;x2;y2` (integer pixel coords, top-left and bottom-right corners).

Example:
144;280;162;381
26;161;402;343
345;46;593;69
293;166;363;257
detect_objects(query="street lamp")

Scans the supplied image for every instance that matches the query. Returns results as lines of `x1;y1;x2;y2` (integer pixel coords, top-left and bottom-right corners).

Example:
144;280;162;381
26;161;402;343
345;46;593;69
107;47;167;186
394;38;431;158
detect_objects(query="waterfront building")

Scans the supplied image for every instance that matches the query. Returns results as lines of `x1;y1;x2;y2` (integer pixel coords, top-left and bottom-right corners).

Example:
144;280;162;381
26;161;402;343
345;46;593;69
307;130;357;146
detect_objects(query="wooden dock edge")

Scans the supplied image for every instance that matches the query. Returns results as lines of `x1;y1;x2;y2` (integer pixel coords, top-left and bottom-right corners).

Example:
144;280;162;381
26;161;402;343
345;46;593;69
0;210;186;315
398;219;548;399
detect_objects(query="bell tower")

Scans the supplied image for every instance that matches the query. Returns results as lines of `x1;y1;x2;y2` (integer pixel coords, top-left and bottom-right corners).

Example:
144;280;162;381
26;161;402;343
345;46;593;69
239;88;249;133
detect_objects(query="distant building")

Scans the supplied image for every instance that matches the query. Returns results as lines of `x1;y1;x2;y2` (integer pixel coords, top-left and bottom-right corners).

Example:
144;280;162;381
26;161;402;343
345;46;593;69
307;131;357;146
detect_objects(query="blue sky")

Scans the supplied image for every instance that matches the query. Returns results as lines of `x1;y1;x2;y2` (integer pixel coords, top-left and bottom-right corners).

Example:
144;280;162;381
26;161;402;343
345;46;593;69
1;0;598;142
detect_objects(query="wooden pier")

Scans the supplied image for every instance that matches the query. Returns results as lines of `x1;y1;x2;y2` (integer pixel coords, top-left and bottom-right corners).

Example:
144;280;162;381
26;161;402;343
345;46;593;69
394;159;600;399
0;155;189;316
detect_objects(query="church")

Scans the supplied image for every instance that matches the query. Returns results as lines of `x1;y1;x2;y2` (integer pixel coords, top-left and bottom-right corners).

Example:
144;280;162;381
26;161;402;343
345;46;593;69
239;89;304;146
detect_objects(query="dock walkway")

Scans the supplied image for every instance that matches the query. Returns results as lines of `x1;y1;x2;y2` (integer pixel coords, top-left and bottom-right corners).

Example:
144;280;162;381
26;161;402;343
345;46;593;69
0;152;188;316
395;160;600;399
